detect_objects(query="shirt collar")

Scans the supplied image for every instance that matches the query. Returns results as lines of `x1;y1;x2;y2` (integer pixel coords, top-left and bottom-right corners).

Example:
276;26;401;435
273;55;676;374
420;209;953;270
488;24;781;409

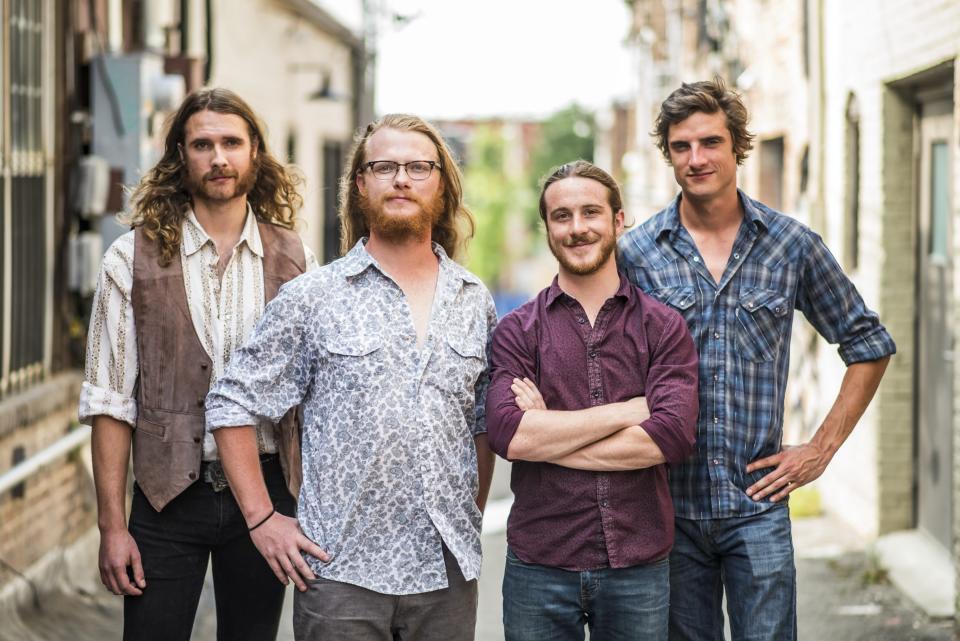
341;237;482;287
654;188;768;241
739;190;770;232
544;272;633;307
181;205;263;258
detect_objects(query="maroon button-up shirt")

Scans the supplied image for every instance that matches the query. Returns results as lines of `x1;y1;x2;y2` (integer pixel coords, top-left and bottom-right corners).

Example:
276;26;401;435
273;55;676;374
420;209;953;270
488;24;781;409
486;274;699;570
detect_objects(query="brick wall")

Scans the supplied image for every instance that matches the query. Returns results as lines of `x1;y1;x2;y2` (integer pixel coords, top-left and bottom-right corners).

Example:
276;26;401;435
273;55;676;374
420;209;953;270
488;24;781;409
0;373;93;591
874;86;918;534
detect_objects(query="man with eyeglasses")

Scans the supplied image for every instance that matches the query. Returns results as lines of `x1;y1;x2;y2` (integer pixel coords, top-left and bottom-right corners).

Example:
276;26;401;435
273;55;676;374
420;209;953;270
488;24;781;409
206;114;497;640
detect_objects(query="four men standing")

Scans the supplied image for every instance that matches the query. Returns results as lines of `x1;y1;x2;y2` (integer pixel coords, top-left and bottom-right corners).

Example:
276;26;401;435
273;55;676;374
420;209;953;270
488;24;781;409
82;80;893;641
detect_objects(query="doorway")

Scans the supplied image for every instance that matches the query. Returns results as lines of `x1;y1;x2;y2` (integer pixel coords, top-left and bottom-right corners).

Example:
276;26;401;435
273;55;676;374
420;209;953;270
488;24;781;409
915;96;954;551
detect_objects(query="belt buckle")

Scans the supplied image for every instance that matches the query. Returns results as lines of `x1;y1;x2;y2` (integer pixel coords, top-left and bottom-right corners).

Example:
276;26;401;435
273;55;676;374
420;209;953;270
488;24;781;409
203;460;230;493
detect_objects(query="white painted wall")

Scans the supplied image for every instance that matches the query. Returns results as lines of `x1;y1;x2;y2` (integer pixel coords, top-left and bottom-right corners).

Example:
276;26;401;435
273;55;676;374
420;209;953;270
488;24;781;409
208;0;359;256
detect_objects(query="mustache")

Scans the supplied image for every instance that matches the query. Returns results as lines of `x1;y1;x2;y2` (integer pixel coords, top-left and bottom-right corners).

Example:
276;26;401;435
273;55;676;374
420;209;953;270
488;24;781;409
381;192;425;207
204;168;238;181
562;232;597;247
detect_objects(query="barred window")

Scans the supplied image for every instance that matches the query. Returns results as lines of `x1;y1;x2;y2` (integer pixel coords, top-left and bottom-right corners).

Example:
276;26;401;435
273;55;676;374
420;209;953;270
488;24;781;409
1;0;51;395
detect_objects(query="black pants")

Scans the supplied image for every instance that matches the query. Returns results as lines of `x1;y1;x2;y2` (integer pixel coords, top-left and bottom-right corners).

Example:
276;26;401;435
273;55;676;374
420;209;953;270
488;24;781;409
123;456;296;641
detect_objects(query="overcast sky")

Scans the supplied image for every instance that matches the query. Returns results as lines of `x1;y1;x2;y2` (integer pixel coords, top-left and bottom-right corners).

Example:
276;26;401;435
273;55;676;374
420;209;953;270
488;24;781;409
321;0;635;120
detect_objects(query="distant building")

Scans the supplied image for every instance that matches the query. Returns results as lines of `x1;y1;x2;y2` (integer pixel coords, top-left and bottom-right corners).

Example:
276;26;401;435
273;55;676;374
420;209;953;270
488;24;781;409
434;117;552;296
207;0;368;263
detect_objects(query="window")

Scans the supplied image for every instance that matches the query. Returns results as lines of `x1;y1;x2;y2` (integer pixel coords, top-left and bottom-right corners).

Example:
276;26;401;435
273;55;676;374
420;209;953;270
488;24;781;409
1;0;51;394
929;141;949;260
759;137;785;211
844;94;861;270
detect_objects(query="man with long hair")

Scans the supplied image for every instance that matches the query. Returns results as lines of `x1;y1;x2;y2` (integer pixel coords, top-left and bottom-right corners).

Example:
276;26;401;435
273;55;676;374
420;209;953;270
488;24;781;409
79;87;318;641
619;78;896;640
485;161;698;641
206;114;497;640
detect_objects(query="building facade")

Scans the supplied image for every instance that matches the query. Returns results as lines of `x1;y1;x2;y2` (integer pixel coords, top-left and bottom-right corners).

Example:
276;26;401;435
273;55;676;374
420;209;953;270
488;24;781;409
207;0;367;263
606;0;959;623
0;0;366;608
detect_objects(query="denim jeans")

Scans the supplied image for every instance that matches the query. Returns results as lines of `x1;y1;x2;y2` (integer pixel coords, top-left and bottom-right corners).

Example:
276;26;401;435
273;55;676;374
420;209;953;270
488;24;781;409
123;456;296;641
502;548;669;641
668;504;797;641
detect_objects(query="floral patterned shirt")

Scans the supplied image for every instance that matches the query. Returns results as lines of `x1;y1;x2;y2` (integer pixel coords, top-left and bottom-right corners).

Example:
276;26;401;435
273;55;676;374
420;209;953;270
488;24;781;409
206;239;497;595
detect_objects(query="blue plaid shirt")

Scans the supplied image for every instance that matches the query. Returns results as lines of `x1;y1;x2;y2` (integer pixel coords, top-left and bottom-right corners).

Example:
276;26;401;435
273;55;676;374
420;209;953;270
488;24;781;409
618;191;896;520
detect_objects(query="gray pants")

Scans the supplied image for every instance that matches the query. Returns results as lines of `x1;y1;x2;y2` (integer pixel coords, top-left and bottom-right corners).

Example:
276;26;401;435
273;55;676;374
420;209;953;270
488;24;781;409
293;548;478;641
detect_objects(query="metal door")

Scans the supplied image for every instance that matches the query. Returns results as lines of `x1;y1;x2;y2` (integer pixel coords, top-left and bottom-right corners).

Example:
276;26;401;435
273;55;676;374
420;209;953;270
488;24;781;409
916;98;954;549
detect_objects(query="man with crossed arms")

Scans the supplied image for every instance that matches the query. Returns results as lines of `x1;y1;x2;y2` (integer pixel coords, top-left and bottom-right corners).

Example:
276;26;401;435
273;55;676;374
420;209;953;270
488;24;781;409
486;160;698;641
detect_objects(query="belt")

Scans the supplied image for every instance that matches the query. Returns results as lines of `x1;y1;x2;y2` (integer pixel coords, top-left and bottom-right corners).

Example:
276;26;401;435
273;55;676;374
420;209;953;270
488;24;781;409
200;453;278;493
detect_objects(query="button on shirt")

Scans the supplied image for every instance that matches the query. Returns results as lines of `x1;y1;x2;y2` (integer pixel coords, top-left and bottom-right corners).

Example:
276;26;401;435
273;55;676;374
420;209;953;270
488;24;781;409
618;190;897;520
206;240;498;595
485;275;698;570
78;209;318;460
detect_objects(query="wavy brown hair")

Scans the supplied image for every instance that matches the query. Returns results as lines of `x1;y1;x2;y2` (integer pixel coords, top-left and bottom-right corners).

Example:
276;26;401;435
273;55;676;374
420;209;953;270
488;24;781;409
538;160;623;223
653;77;755;166
338;114;474;258
125;87;303;266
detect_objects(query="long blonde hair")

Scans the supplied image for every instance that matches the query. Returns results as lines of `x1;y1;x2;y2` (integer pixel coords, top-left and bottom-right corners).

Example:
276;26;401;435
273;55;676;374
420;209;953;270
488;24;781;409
125;88;303;266
337;114;474;258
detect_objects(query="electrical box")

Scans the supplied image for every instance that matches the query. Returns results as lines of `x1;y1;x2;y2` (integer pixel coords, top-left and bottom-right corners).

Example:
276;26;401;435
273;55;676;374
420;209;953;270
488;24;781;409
74;155;111;218
68;231;103;296
90;52;185;248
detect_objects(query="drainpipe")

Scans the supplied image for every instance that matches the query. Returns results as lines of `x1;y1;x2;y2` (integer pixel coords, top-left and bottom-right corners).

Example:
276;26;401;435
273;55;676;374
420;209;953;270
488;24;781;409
204;0;213;83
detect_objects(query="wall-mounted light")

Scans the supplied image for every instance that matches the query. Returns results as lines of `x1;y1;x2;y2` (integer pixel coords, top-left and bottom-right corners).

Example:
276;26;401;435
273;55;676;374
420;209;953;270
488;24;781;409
288;63;350;102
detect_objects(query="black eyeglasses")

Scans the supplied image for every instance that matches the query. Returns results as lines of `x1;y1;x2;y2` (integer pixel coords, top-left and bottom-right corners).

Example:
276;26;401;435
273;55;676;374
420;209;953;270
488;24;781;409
363;160;441;181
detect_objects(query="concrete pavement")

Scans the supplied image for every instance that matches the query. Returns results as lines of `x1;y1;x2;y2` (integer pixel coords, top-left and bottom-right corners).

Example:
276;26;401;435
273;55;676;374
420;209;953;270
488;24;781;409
1;461;954;640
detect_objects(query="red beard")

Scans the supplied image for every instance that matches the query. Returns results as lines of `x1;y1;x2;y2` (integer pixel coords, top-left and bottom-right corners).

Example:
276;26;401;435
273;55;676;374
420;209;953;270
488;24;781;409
359;190;444;244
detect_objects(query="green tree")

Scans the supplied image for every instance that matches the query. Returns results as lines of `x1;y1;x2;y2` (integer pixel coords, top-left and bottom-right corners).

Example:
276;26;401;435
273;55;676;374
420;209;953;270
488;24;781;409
461;105;596;289
463;125;513;288
528;104;595;202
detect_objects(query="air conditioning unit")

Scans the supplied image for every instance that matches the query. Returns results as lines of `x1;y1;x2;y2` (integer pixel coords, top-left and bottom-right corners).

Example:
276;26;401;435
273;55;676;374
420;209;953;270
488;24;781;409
74;155;111;219
68;231;103;296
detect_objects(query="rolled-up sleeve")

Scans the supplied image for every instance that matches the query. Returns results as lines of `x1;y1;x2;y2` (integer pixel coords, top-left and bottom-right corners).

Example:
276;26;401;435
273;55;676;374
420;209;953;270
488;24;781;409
79;233;139;427
640;311;699;464
206;277;318;430
797;232;897;365
484;311;536;458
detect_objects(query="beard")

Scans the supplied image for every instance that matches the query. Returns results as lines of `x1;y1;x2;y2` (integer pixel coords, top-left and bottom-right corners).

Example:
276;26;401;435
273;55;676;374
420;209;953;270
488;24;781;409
185;155;259;203
359;190;445;244
548;229;617;276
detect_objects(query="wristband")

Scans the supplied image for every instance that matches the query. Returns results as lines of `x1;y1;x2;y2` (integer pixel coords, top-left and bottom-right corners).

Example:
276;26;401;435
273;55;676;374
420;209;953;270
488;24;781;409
248;508;275;532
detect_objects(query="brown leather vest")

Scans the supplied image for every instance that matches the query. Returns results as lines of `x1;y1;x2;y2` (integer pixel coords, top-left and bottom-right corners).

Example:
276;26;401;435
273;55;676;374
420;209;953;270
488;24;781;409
131;222;306;511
